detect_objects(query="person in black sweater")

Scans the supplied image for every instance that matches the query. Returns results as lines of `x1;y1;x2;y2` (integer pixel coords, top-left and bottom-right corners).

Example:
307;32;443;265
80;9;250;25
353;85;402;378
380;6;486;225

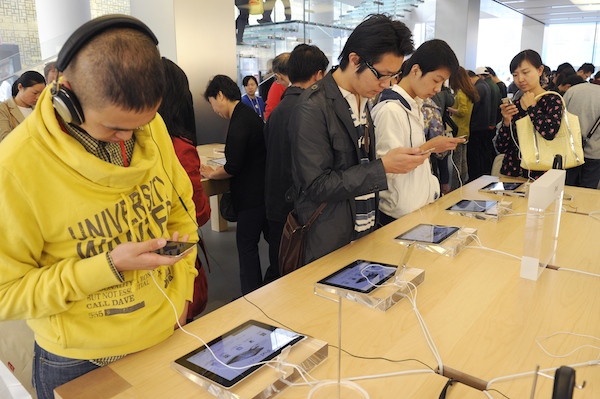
202;75;269;294
263;44;328;283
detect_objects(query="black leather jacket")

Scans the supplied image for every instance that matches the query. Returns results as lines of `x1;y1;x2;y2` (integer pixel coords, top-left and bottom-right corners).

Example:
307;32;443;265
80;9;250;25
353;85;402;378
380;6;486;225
290;71;387;264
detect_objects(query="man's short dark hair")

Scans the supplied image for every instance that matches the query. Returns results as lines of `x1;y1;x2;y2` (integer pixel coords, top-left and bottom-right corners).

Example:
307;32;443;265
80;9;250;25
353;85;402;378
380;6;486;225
560;74;584;87
578;63;595;74
401;39;458;78
288;44;329;84
203;74;241;102
338;14;413;73
556;62;576;76
65;28;164;112
485;66;498;77
272;52;290;76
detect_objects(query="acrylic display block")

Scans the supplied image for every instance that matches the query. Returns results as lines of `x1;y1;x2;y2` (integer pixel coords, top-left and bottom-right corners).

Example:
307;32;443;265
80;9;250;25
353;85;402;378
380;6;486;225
314;266;425;312
520;169;565;281
395;227;478;258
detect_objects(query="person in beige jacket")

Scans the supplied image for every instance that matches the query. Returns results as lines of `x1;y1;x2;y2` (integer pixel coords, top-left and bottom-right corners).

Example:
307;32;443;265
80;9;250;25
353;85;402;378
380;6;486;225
0;70;45;142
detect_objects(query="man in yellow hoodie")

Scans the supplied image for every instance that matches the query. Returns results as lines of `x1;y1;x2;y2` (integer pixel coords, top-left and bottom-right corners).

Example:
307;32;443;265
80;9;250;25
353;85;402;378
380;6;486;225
0;15;198;399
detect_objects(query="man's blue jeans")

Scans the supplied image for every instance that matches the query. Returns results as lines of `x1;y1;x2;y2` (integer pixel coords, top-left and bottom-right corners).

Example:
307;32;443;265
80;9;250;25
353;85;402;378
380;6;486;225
32;342;99;399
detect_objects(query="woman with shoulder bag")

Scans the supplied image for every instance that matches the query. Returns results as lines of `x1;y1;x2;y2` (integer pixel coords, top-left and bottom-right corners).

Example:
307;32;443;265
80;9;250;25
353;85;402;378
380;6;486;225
495;50;565;179
496;50;578;179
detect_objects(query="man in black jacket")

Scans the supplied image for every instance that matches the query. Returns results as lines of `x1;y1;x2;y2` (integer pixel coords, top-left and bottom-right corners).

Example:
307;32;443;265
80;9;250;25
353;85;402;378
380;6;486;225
263;44;329;283
290;14;428;264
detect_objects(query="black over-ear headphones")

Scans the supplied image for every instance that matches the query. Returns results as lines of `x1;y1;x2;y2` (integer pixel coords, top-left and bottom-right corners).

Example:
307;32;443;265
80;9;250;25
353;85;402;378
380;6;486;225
52;14;159;125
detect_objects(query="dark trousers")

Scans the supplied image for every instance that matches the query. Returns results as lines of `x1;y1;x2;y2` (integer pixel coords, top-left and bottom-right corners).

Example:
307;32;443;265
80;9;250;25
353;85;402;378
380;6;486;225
431;153;450;185
262;0;291;20
264;219;284;284
565;158;600;189
235;0;250;43
33;342;99;399
467;129;496;181
378;211;396;227
236;205;269;295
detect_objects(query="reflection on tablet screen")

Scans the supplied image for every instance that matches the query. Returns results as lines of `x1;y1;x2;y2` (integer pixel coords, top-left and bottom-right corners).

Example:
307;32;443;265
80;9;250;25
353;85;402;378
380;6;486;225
447;200;496;212
174;321;304;388
395;224;459;244
481;182;522;191
317;260;398;294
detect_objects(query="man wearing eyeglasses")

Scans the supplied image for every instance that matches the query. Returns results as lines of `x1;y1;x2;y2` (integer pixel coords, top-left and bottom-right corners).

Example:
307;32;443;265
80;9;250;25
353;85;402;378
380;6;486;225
289;14;427;265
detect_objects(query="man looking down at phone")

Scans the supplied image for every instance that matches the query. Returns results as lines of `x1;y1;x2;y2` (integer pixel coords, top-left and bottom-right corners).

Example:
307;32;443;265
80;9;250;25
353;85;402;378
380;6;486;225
0;15;198;398
372;39;463;225
290;14;421;265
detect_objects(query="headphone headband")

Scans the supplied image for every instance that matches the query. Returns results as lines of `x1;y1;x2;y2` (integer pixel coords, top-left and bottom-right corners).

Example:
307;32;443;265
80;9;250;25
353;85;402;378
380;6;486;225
56;14;159;72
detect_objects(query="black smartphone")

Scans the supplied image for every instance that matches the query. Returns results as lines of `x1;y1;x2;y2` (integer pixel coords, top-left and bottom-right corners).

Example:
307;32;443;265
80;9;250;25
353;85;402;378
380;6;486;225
153;241;195;257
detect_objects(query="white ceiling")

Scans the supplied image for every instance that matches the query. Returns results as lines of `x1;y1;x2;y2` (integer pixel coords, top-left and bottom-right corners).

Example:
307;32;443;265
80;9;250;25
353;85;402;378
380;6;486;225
334;0;600;24
493;0;600;24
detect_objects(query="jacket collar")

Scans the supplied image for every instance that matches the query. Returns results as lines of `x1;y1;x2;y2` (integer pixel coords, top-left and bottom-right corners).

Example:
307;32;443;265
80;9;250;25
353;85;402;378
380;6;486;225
321;70;363;156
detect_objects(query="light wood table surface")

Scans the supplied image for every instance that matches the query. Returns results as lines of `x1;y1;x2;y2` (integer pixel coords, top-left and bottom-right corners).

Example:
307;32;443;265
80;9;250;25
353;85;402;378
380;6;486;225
55;176;600;399
197;143;229;232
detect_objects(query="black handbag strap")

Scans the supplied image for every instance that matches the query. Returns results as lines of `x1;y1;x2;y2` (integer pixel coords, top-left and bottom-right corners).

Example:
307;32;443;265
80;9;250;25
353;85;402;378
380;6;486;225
584;114;600;145
304;203;327;230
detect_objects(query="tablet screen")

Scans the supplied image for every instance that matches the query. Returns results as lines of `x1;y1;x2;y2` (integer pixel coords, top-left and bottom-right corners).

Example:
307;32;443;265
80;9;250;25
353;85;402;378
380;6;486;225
173;320;304;388
395;224;459;244
480;182;523;192
446;199;497;213
317;260;398;294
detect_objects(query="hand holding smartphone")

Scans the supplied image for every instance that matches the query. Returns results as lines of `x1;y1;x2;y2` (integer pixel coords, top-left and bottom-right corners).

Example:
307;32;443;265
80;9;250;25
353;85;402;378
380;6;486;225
153;241;196;257
417;147;435;155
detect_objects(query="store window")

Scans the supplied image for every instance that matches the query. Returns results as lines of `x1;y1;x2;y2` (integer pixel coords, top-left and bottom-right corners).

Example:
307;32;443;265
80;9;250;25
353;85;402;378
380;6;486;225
543;22;599;71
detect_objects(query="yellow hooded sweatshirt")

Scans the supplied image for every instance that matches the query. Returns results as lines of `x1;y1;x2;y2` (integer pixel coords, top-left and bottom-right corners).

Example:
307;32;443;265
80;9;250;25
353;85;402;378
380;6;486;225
0;87;198;360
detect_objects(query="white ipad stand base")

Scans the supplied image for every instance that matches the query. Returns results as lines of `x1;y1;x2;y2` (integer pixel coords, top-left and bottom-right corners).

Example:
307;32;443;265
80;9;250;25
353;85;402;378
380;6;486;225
172;338;328;399
396;227;478;258
448;200;513;221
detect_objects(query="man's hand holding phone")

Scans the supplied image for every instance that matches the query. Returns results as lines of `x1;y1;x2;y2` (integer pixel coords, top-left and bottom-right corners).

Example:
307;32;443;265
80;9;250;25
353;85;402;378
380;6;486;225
109;232;195;272
381;146;429;174
422;135;466;153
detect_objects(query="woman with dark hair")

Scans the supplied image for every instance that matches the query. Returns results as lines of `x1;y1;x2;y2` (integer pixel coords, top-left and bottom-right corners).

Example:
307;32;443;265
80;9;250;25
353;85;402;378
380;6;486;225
448;66;480;189
158;58;211;321
495;49;563;179
0;70;46;142
241;75;266;121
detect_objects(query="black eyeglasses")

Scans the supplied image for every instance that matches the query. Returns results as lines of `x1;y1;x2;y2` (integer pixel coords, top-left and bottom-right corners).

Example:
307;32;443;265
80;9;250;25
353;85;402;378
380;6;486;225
363;59;400;81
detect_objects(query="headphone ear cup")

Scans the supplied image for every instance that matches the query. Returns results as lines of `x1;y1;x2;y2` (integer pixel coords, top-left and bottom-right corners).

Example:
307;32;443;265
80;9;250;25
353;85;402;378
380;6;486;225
51;83;85;125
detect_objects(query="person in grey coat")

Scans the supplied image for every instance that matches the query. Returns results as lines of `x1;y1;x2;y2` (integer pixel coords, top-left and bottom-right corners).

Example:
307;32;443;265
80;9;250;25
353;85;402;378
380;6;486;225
564;83;600;188
290;14;428;264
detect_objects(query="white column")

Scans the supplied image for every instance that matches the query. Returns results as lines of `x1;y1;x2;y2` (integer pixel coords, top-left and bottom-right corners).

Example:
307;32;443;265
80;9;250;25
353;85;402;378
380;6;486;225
131;0;236;144
35;0;91;60
521;17;545;54
435;0;480;69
